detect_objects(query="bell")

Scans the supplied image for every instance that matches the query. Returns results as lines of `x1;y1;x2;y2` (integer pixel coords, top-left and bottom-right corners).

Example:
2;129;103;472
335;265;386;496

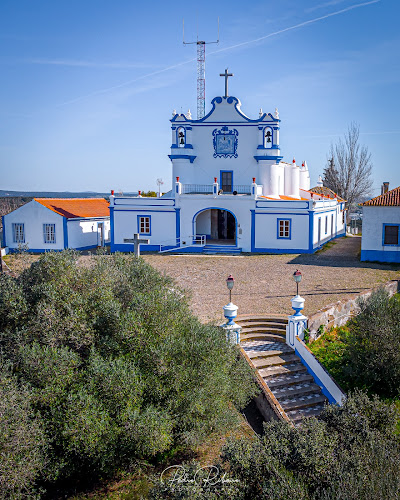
267;137;271;143
180;137;185;144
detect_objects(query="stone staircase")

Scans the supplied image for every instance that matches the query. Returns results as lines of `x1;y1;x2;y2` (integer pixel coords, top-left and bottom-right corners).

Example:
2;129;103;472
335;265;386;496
236;315;327;425
202;244;242;255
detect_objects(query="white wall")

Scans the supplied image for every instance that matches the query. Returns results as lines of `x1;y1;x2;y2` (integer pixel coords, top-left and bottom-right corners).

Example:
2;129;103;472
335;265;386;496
362;206;400;254
3;200;64;251
196;210;211;236
67;218;110;249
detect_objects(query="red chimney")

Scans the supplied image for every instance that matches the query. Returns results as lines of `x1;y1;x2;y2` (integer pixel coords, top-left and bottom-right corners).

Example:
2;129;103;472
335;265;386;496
252;177;256;183
111;189;114;195
176;176;180;182
214;177;217;183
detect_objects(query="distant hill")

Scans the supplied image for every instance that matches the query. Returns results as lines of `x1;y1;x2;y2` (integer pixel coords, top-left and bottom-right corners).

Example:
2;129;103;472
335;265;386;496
0;190;138;198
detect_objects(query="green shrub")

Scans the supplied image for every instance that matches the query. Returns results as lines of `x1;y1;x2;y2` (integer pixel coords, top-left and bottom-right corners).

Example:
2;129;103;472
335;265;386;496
0;252;257;495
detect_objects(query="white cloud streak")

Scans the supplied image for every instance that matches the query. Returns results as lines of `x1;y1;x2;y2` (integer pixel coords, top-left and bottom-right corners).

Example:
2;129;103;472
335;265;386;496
59;0;380;106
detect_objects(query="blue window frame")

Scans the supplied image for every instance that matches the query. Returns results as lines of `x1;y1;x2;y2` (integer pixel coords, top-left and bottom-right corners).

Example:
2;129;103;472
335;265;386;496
220;170;233;192
43;223;56;243
383;224;400;246
12;223;25;243
325;216;328;234
137;215;151;236
277;219;291;239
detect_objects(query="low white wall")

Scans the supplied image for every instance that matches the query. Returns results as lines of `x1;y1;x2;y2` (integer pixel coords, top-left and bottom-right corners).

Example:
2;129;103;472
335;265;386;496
294;336;345;405
68;218;109;250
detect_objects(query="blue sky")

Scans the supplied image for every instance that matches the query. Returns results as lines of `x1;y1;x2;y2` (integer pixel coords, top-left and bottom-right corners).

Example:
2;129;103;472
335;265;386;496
0;0;398;195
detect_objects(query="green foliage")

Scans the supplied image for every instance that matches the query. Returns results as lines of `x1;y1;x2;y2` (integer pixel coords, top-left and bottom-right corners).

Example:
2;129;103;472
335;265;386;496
0;252;257;495
310;288;400;398
141;190;157;197
150;391;400;499
0;370;48;499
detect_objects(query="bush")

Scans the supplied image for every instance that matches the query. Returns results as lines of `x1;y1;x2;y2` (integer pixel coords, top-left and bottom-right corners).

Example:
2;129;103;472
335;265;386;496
150;391;400;499
0;252;257;495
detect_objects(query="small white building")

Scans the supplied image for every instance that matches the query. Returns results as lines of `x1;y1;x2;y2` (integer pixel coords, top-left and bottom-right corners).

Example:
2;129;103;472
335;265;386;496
361;185;400;263
110;76;346;254
2;198;110;252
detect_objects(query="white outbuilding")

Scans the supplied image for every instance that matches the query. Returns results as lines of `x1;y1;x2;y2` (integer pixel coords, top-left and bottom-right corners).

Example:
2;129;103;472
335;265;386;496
110;76;346;254
2;198;110;252
361;184;400;263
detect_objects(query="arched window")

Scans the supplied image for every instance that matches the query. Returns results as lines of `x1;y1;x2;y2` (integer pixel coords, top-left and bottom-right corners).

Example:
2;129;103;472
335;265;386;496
264;127;273;149
177;127;186;148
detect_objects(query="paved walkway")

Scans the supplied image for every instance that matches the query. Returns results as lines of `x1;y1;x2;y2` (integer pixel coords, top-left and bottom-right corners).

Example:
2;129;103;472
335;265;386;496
144;236;400;323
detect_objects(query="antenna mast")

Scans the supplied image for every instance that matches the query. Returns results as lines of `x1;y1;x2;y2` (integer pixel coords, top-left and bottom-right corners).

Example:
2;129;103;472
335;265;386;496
183;18;219;119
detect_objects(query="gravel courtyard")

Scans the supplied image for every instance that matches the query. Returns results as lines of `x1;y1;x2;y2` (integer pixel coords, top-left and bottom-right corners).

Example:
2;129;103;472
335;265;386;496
144;236;400;323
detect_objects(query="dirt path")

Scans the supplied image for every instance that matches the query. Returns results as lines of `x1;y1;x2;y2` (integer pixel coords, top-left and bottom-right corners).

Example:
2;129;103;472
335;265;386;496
144;236;400;323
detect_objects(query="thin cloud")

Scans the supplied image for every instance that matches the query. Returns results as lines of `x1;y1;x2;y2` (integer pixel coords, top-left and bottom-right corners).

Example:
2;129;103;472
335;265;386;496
26;58;158;69
59;0;380;106
209;0;380;55
305;0;348;14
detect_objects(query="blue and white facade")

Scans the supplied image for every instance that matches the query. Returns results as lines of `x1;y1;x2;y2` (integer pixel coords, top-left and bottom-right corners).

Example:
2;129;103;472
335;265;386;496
111;93;346;254
2;199;110;253
361;188;400;263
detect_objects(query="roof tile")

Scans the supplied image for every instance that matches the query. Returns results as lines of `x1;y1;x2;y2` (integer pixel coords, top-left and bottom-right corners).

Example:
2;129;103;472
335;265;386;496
362;186;400;206
34;198;109;218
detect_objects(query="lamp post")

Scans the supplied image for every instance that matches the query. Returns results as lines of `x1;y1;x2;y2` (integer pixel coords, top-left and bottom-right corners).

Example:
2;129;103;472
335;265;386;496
226;274;234;303
293;269;302;297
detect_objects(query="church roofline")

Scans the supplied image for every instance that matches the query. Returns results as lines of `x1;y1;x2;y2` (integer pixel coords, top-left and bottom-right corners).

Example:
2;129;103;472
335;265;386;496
171;96;280;124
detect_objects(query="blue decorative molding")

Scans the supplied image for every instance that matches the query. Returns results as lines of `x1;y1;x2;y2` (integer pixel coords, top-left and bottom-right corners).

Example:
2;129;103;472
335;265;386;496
171;144;194;149
212;126;239;158
254;155;283;162
168;154;197;163
63;218;68;249
1;215;6;247
361;249;400;263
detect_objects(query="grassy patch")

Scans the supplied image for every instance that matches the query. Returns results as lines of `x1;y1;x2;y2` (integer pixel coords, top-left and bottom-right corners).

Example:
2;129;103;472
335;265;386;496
315;240;337;254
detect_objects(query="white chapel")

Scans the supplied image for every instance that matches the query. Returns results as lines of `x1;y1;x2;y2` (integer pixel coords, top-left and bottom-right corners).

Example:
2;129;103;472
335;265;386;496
110;73;345;254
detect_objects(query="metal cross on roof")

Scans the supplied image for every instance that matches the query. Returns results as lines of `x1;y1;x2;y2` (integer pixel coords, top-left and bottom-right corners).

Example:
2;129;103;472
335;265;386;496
123;233;150;257
220;68;233;98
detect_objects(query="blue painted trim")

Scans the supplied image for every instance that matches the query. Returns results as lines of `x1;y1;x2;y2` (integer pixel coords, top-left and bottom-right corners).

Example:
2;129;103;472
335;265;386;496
112;209;175;213
295;348;336;404
137;215;152;236
171;144;193;149
254;211;308;216
361;249;400;263
277;218;292;240
220;170;234;193
170;96;281;124
168;154;196;163
74;244;99;251
1;215;6;247
308;210;314;252
111;243;165;253
8;248;64;254
63;218;68;249
251;210;255;252
110;207;114;252
254;155;283;162
252;247;312;254
114;201;175;207
192;207;238;245
175;208;180;245
257;145;280;150
382;223;400;246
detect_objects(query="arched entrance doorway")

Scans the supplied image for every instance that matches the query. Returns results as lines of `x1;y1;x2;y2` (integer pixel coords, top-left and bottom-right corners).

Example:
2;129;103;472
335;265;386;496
194;208;236;245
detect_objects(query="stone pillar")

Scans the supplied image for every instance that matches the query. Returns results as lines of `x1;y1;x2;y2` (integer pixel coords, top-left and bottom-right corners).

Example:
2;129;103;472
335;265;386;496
286;295;308;349
220;302;242;345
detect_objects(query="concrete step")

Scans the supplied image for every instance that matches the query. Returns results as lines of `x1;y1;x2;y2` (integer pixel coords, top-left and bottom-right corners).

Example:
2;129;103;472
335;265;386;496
244;348;293;360
259;362;307;379
203;246;242;254
280;393;327;412
252;353;300;369
241;333;286;343
240;326;286;335
238;320;287;330
236;315;288;324
287;403;326;423
271;383;322;400
266;373;315;389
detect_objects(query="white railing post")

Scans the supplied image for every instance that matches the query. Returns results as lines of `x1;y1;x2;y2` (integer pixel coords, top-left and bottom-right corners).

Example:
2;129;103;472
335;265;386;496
213;177;219;198
175;177;181;196
286;295;308;349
